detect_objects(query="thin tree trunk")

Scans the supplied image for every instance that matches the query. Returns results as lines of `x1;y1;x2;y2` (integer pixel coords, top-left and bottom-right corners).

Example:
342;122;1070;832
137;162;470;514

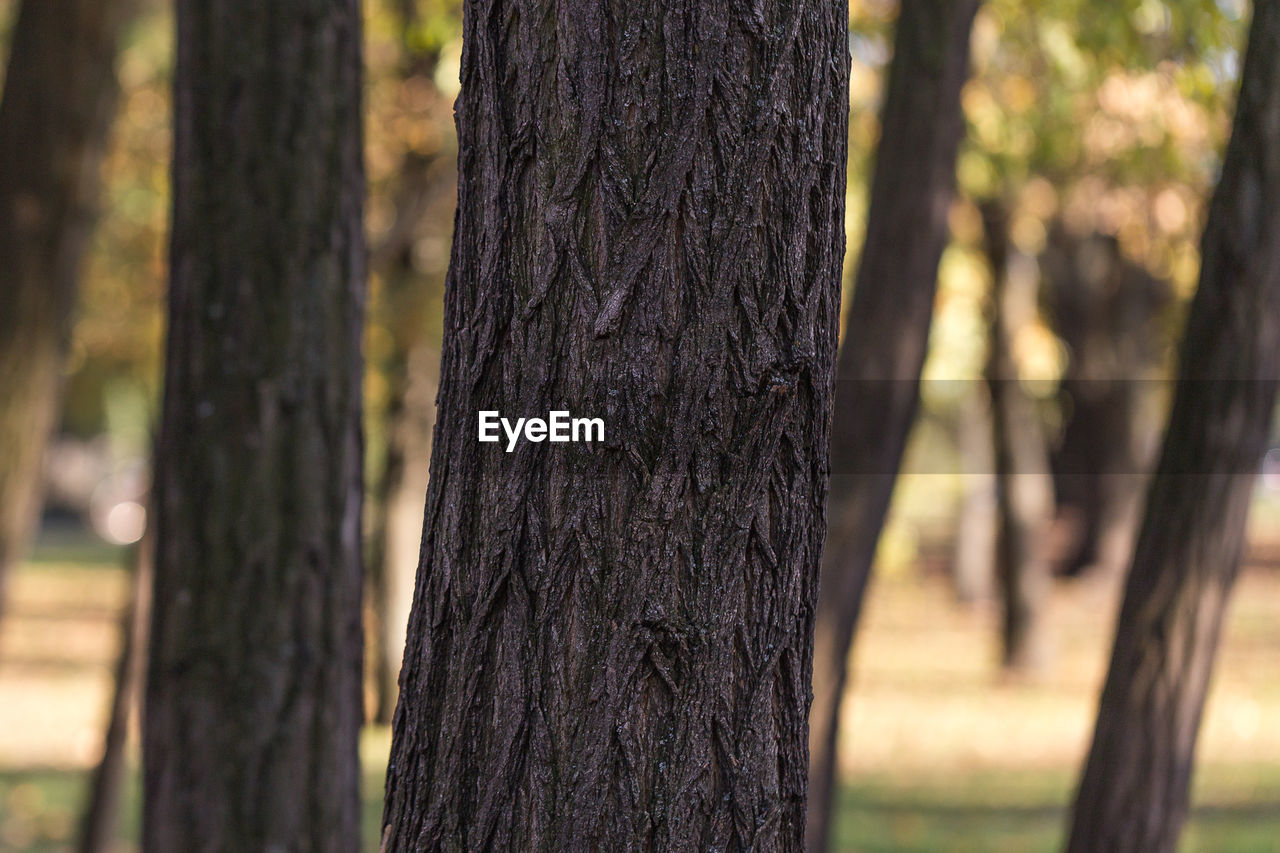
365;339;409;725
981;200;1054;674
380;0;849;848
807;1;979;848
0;0;136;618
952;386;996;604
1066;1;1280;848
364;5;452;723
78;526;152;853
367;341;437;724
143;2;366;850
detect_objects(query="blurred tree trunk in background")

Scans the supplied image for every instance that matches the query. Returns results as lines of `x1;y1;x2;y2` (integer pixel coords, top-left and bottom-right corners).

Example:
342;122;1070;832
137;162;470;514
380;0;848;847
0;0;136;619
952;386;996;604
144;2;365;850
367;340;438;723
78;529;152;853
980;200;1054;674
807;1;979;848
1067;2;1280;850
1042;227;1171;579
364;3;454;724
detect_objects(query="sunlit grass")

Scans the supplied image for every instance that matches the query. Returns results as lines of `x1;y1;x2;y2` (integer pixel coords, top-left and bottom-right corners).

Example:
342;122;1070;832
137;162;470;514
828;764;1280;852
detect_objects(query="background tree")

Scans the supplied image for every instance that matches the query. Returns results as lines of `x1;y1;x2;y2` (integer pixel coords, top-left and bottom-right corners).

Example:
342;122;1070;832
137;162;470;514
950;386;997;603
363;0;459;724
1067;0;1280;849
1041;226;1171;578
0;0;137;617
947;0;1241;599
380;0;849;847
78;531;151;853
808;1;980;848
980;199;1054;673
143;1;366;849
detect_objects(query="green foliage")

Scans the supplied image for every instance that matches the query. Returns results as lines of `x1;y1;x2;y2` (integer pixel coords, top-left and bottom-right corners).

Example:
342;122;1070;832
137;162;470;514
402;0;463;63
910;0;1251;461
67;7;172;439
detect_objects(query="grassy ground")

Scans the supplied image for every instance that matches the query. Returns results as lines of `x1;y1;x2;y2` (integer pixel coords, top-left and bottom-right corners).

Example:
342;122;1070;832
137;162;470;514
3;535;1279;851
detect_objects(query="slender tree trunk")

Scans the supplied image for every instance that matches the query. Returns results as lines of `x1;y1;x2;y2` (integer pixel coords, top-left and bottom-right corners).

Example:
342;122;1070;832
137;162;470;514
0;0;136;617
952;386;996;604
981;200;1053;674
364;6;452;723
1067;3;1280;850
78;527;152;853
367;341;437;724
380;0;849;848
143;3;366;850
807;1;979;848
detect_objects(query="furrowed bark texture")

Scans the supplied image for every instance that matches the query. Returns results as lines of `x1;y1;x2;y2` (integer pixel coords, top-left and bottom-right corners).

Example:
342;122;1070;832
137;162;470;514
144;2;366;850
1066;3;1280;850
806;1;979;849
0;0;135;617
381;0;849;849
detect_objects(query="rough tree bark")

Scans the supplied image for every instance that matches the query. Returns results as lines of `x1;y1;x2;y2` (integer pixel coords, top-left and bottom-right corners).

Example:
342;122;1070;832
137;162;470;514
143;2;366;850
807;1;979;848
380;0;849;849
1066;2;1280;850
0;0;136;617
981;200;1053;674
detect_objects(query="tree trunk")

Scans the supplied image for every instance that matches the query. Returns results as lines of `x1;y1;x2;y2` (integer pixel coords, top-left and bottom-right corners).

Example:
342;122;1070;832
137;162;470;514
380;0;849;848
364;6;453;724
143;3;366;851
981;200;1053;675
952;386;996;604
0;0;136;618
1042;227;1170;579
1066;3;1280;850
78;527;152;853
807;1;979;848
367;341;437;724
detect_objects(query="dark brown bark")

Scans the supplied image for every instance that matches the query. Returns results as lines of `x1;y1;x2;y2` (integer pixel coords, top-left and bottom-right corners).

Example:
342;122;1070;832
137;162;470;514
1066;3;1280;850
806;1;979;848
0;0;136;617
981;200;1053;674
380;0;849;848
143;2;366;851
79;528;152;853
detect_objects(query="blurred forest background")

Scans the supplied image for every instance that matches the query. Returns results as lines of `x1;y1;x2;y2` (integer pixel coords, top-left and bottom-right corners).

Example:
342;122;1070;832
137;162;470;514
1;0;1279;850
